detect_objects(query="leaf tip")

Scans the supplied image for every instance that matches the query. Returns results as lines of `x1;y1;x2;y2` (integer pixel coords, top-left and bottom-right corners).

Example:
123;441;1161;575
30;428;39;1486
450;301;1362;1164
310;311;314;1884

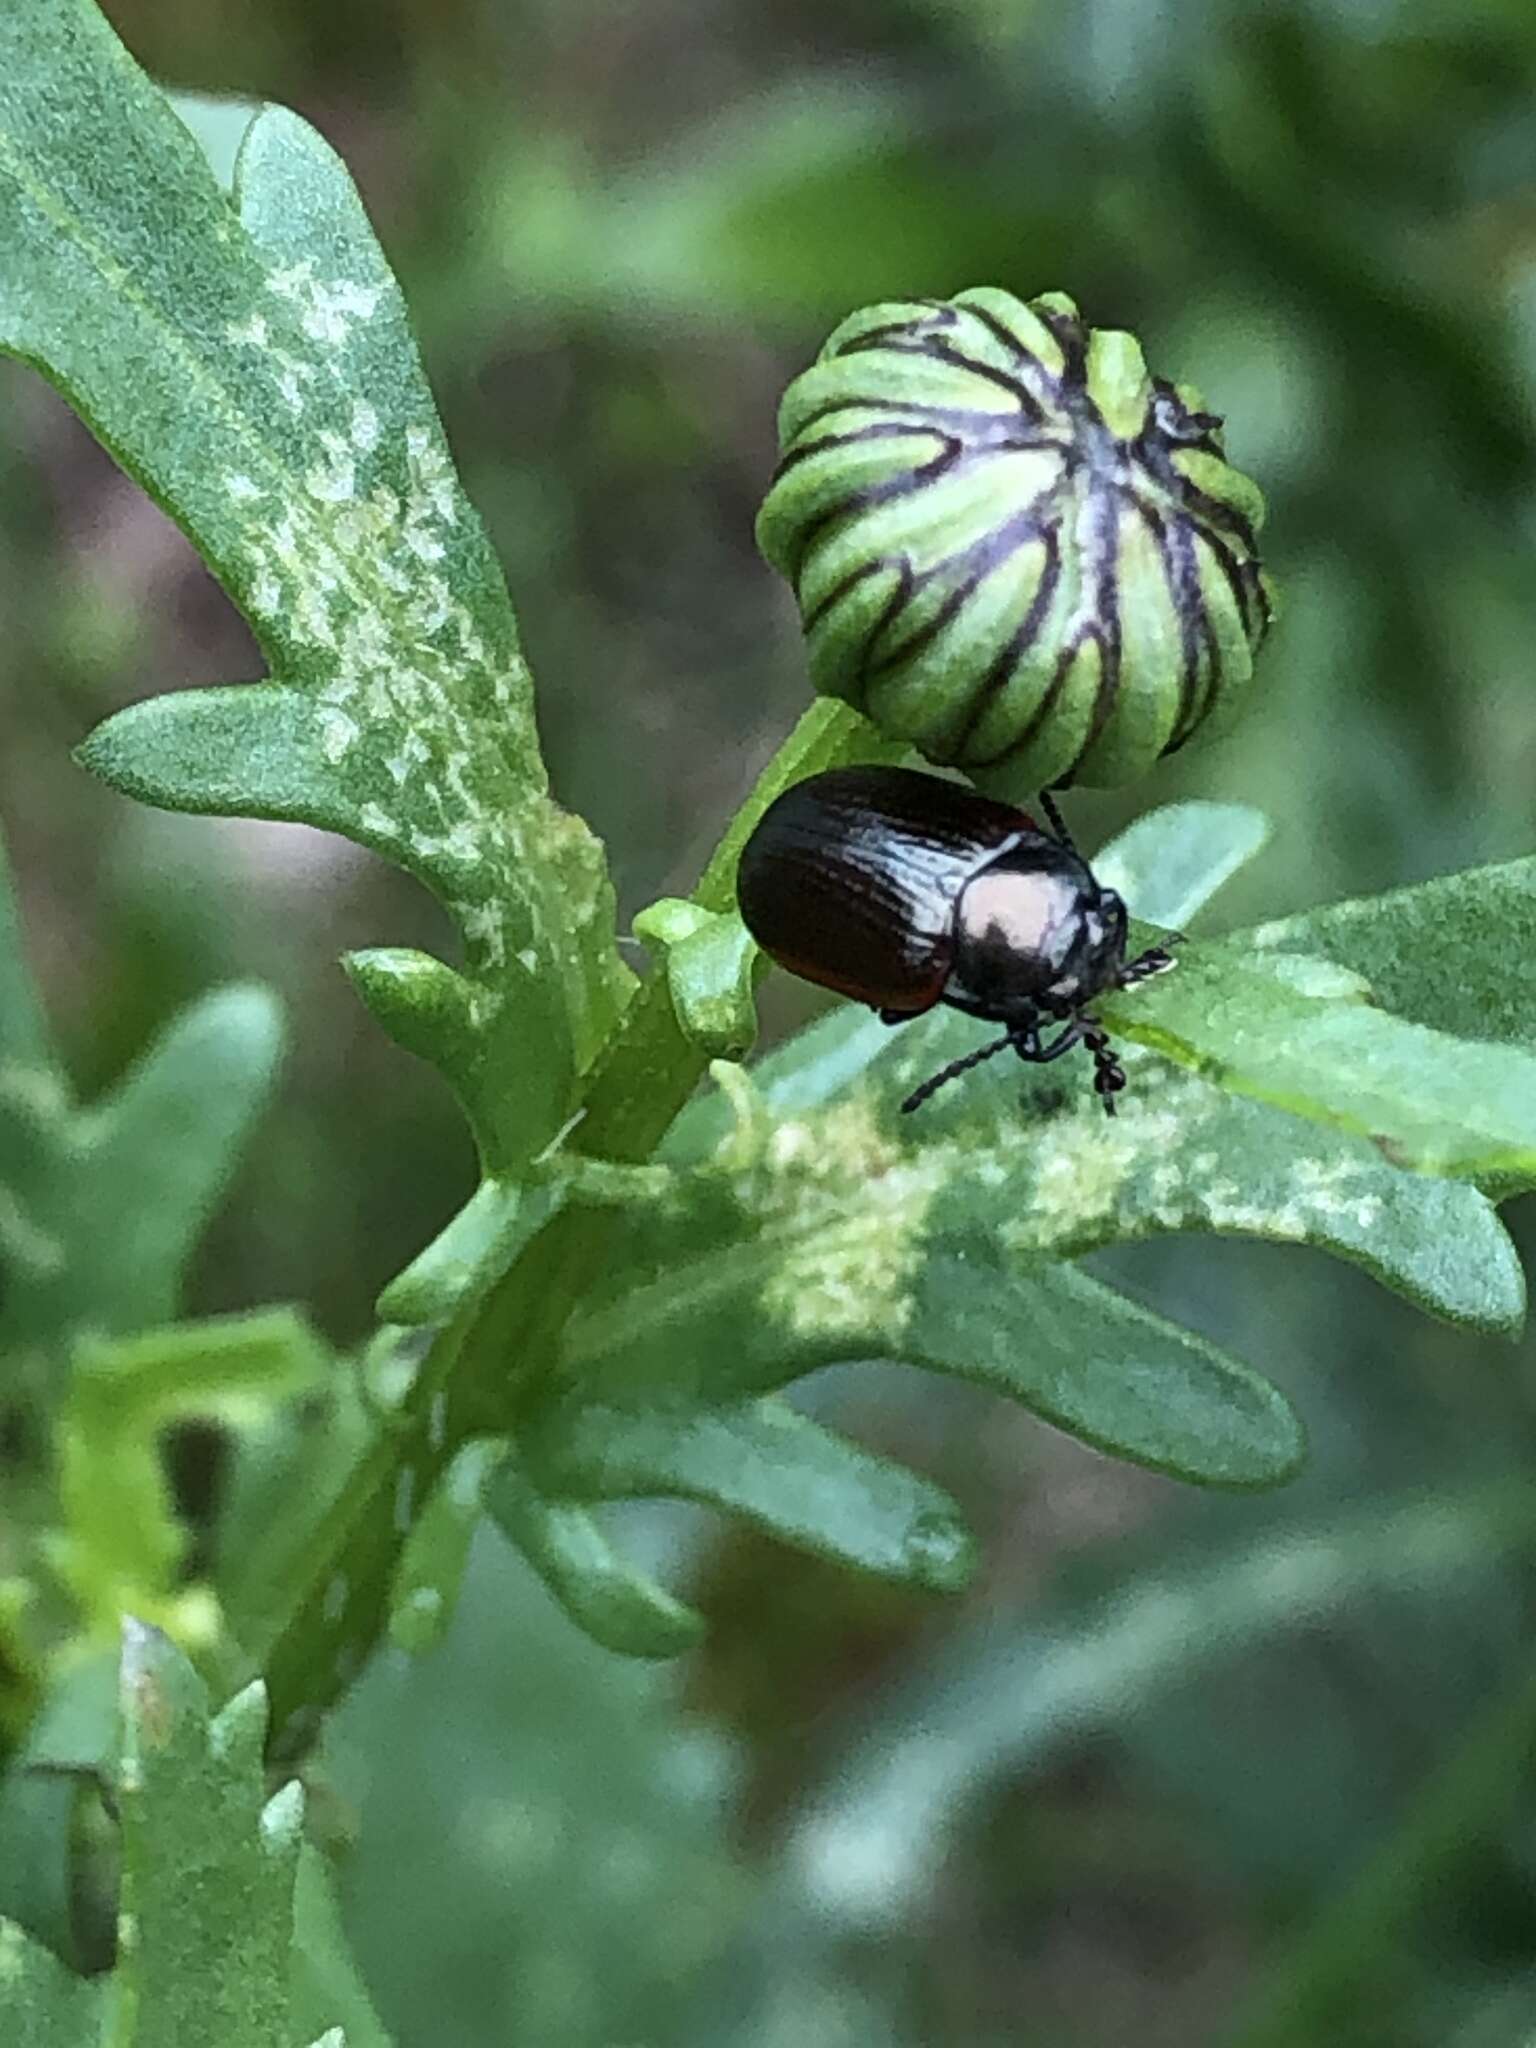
900;1509;977;1593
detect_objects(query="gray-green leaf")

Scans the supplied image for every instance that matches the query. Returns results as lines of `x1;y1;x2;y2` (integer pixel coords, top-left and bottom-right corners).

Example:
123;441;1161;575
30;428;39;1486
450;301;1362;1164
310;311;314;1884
0;0;627;1170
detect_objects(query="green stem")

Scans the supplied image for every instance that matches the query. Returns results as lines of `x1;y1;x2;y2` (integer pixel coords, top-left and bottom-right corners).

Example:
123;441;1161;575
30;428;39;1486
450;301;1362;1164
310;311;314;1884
576;698;899;1162
259;699;901;1746
1223;1642;1536;2048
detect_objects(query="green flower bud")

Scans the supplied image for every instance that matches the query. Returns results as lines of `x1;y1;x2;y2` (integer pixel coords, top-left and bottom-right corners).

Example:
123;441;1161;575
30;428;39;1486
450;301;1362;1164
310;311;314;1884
757;289;1273;794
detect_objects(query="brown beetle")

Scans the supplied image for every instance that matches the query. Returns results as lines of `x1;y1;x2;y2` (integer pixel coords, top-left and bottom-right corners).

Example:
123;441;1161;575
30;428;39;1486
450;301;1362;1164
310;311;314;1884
736;766;1173;1113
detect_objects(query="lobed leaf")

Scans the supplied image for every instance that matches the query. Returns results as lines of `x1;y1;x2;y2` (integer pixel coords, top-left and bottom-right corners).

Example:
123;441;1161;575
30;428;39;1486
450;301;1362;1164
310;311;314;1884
631;899;759;1061
672;1004;1523;1339
1106;943;1536;1181
114;1628;299;2047
0;810;287;1473
485;1464;706;1658
0;1918;102;2044
0;0;628;1171
12;0;1529;1740
532;1115;1306;1489
521;1395;977;1592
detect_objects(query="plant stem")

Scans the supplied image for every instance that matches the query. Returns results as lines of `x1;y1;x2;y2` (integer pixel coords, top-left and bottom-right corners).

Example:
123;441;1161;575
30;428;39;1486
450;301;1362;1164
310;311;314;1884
576;698;899;1162
259;698;901;1746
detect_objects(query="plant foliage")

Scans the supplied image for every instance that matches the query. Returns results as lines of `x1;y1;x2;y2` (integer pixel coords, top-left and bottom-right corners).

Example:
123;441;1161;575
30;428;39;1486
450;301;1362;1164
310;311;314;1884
0;0;1532;1755
0;1622;382;2045
4;6;1536;2033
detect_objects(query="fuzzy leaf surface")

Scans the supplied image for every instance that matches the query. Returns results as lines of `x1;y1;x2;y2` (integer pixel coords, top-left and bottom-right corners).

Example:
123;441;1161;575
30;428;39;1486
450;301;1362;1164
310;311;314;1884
528;1113;1306;1489
1243;855;1536;1051
0;0;627;1169
0;1919;103;2043
113;1625;300;2046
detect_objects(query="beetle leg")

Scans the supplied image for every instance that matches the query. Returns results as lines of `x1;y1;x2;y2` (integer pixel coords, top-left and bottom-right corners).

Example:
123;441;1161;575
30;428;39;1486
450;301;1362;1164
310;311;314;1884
1036;788;1077;854
876;1006;910;1027
1079;1015;1127;1117
1015;1018;1083;1065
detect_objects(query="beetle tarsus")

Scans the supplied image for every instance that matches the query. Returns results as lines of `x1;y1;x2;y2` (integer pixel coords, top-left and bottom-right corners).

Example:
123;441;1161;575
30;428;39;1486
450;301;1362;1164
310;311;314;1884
1118;945;1176;988
1081;1018;1127;1118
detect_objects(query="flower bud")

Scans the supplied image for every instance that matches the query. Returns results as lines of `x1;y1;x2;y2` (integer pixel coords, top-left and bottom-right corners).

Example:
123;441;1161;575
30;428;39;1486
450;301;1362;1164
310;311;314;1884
757;289;1272;794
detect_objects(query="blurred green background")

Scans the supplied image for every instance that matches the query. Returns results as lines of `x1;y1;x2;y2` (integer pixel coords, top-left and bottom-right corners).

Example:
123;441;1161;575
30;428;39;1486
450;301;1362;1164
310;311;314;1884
9;1;1536;2042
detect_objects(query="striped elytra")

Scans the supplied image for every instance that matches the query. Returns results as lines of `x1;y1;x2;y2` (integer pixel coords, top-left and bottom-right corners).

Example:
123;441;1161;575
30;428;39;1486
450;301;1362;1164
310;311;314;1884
756;290;1273;801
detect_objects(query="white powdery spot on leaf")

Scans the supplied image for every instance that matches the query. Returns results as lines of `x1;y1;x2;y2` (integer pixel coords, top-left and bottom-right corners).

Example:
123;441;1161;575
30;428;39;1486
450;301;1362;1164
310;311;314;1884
292;580;341;653
752;1097;945;1342
405;524;446;565
1009;1096;1186;1250
226;312;269;349
406;424;459;525
1286;1154;1386;1233
1195;1176;1302;1238
385;730;432;784
460;901;507;969
305;437;357;505
268;260;384;347
350;399;381;451
441;820;484;864
249;563;282;618
319;709;359;763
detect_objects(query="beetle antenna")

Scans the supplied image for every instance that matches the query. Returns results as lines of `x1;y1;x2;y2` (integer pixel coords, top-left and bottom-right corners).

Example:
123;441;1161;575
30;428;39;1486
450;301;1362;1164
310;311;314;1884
900;1029;1017;1114
1036;788;1077;853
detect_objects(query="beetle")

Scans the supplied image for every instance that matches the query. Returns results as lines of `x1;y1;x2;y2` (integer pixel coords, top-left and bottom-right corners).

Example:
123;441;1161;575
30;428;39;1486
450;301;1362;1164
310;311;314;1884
736;765;1175;1114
